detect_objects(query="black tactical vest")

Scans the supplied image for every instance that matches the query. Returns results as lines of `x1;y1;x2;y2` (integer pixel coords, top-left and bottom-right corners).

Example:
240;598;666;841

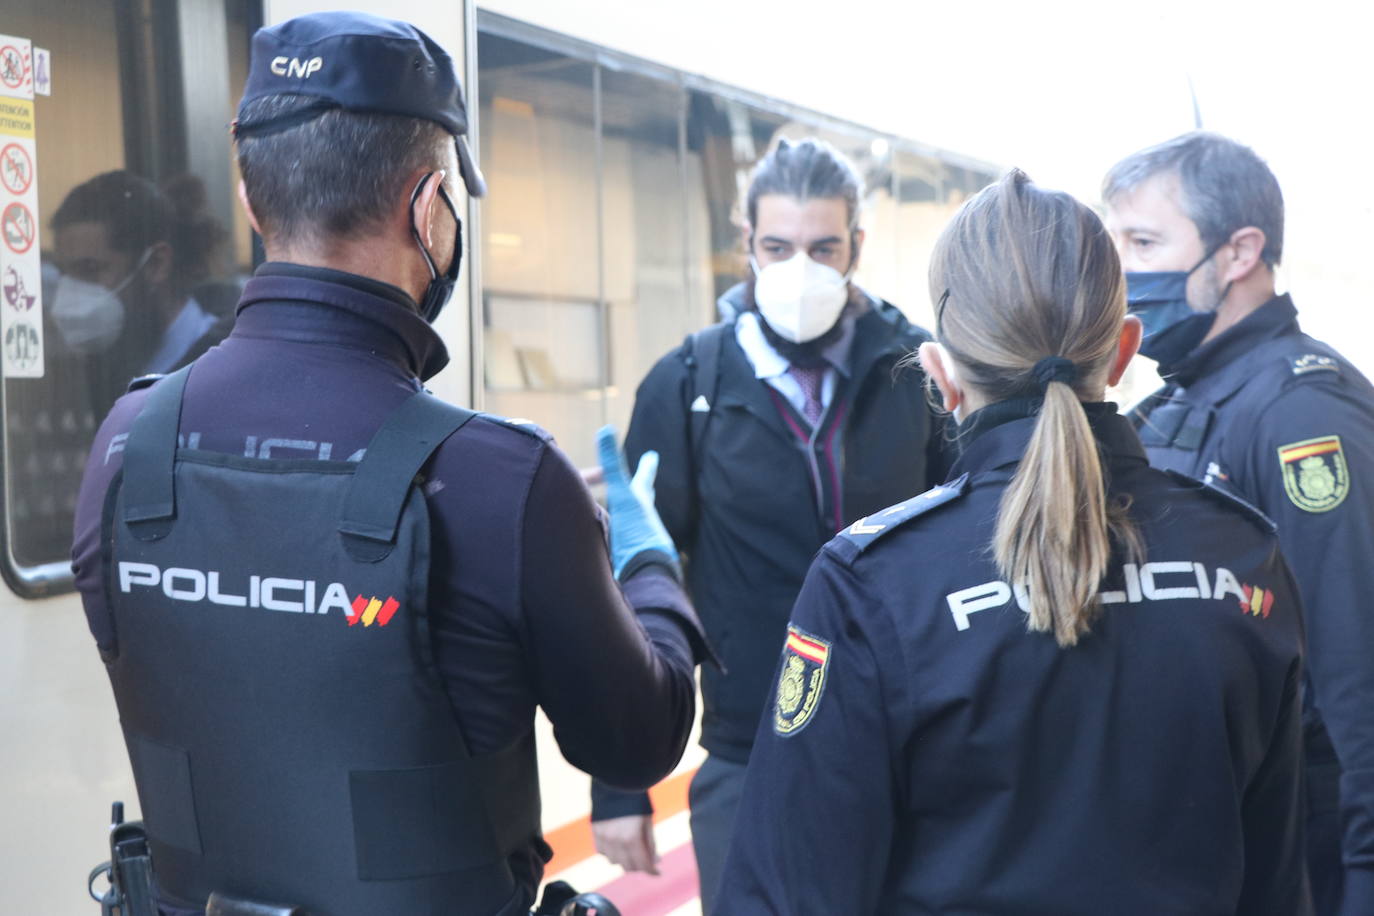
1133;334;1320;479
103;367;540;916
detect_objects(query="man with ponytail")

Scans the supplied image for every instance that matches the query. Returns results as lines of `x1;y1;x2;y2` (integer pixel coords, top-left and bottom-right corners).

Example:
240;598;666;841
590;137;943;909
714;171;1309;914
1106;133;1374;915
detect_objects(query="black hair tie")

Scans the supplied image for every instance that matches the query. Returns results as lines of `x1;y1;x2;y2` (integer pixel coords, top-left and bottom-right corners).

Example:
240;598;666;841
1032;356;1077;391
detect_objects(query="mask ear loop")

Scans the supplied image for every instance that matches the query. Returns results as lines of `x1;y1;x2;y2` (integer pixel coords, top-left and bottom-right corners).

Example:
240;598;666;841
111;247;156;296
409;172;441;283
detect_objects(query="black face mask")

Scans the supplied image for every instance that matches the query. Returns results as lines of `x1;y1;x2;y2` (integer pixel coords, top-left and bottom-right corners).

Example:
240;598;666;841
1125;244;1229;367
409;173;463;323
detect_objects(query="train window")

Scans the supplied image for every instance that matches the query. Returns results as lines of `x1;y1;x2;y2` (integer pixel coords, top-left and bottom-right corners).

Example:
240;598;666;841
478;35;602;466
683;92;788;307
598;68;697;436
1;0;256;596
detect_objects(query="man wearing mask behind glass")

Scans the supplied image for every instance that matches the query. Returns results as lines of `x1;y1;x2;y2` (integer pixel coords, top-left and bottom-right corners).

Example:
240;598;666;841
1104;131;1374;916
590;138;945;909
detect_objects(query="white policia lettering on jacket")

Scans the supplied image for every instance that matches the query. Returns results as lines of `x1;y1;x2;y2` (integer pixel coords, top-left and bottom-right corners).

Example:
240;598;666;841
947;561;1269;632
118;561;354;616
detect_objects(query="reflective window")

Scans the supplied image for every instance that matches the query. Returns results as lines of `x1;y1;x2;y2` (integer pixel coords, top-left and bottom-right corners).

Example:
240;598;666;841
2;0;255;594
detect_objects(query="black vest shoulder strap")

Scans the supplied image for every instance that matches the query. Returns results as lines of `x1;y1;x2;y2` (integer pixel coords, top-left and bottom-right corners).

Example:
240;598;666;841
339;391;477;561
121;365;193;534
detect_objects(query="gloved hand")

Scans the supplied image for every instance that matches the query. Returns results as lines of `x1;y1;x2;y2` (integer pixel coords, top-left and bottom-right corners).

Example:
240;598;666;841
597;425;678;580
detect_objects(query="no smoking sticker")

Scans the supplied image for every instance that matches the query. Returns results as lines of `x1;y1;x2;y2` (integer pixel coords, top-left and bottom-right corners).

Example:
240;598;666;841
2;201;34;254
1;142;32;194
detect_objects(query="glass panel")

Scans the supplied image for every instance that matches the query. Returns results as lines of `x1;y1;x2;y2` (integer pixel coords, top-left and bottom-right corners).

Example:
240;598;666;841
477;33;601;467
684;92;789;316
891;149;992;332
1;0;254;591
598;68;692;436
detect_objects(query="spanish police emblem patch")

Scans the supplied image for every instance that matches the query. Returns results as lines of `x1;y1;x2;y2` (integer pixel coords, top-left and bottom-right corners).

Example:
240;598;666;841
774;626;831;737
1278;435;1349;513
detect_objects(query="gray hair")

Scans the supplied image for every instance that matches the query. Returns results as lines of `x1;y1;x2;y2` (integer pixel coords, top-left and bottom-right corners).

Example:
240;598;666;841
1102;131;1284;266
746;137;864;230
236;94;452;245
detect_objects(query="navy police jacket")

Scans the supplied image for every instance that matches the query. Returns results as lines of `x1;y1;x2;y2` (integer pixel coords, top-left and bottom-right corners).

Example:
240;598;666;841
715;402;1309;915
72;262;704;912
1132;294;1374;912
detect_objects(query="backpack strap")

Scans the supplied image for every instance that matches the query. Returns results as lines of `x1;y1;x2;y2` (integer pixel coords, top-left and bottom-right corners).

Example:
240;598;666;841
120;365;194;540
683;323;729;472
339;391;477;562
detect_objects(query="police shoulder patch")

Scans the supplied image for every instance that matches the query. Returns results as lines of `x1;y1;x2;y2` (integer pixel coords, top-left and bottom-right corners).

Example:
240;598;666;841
1277;435;1349;513
126;373;165;393
836;473;970;553
773;625;831;737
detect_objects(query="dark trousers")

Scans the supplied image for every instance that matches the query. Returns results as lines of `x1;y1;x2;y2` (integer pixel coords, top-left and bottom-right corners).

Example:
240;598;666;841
689;754;748;914
1308;759;1344;915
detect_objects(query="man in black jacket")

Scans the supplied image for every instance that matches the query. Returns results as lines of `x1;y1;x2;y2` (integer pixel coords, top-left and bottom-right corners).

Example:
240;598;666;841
590;138;944;909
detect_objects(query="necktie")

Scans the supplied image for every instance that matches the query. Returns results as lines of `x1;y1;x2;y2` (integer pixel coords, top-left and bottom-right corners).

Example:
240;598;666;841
789;365;825;426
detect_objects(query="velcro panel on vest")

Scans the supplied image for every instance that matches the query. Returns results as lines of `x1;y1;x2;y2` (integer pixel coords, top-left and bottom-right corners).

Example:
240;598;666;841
126;731;201;855
351;731;538;880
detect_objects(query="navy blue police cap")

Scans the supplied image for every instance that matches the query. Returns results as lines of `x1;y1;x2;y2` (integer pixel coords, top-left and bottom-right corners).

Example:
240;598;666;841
234;11;485;197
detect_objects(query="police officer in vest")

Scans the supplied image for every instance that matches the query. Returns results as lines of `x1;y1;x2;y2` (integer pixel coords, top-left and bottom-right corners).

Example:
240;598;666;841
1103;133;1374;915
715;169;1310;915
588;138;943;909
71;13;706;916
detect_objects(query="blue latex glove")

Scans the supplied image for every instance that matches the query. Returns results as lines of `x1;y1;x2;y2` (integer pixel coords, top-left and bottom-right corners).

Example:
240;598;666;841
597;425;679;579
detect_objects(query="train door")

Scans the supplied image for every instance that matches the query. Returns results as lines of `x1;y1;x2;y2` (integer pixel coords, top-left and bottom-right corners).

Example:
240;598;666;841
2;2;256;911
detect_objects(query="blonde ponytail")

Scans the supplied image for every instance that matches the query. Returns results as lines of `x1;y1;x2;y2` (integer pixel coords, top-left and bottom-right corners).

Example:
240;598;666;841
930;169;1141;648
995;380;1112;647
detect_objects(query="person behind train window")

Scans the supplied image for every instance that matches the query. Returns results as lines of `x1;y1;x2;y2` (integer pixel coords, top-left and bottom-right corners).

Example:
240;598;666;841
590;137;945;909
70;12;707;915
713;169;1310;915
50;170;233;416
1104;132;1374;916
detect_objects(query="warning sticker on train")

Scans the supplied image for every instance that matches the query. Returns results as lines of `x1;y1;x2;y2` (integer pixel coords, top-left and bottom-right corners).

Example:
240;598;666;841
0;37;32;100
2;202;34;254
3;264;35;311
5;320;39;370
1;143;31;194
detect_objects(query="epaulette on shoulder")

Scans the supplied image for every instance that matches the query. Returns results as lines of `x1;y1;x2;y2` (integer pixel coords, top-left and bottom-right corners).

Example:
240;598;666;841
1288;352;1341;379
1165;469;1275;534
126;373;165;393
833;473;970;557
479;413;554;443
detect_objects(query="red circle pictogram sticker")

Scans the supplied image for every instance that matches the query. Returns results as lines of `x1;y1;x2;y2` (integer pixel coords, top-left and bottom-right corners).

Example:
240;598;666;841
0;143;33;195
2;201;35;255
0;47;24;90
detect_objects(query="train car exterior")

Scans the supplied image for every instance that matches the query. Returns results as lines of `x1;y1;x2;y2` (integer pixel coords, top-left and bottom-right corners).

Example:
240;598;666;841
0;1;995;912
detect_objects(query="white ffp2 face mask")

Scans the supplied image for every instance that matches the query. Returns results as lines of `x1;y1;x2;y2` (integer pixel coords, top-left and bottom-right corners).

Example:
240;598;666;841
753;252;849;343
51;248;151;354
